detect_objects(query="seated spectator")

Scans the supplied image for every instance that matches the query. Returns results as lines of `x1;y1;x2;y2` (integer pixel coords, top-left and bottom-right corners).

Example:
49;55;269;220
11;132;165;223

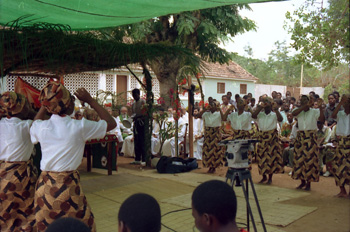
324;94;337;129
192;180;239;232
282;120;298;175
315;120;332;176
289;97;296;110
74;110;83;120
46;217;90;232
118;193;161;232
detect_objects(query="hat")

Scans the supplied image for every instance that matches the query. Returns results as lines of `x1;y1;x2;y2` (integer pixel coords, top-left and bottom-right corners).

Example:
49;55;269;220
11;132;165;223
40;82;73;115
0;92;28;117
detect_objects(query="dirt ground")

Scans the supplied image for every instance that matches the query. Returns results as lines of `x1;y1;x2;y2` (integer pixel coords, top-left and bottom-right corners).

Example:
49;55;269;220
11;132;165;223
116;156;350;232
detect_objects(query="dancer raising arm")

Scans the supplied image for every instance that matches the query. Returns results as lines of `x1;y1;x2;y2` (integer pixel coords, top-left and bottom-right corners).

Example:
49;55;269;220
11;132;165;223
31;83;116;231
331;94;350;197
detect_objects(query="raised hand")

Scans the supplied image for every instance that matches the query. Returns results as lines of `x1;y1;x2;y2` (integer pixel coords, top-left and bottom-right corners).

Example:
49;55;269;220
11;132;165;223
74;88;93;104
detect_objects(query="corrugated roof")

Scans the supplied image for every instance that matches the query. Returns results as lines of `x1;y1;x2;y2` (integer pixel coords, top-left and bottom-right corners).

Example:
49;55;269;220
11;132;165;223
202;60;259;81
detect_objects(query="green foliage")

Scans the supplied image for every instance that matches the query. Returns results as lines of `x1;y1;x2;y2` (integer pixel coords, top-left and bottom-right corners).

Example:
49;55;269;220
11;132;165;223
285;0;350;70
232;40;321;87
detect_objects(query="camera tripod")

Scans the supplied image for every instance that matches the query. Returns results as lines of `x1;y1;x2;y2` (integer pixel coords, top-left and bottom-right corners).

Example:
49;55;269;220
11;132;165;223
226;168;267;232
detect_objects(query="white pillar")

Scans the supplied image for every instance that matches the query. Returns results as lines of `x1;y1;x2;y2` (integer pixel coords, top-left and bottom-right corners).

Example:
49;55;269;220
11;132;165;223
98;73;106;91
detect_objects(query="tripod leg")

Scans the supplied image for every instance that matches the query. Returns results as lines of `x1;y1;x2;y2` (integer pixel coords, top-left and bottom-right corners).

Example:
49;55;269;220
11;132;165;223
241;179;258;232
248;176;267;232
246;179;249;232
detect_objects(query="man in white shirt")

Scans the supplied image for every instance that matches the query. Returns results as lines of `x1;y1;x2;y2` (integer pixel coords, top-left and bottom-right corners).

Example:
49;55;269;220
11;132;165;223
162;114;187;157
0;92;37;232
116;106;132;139
193;107;204;160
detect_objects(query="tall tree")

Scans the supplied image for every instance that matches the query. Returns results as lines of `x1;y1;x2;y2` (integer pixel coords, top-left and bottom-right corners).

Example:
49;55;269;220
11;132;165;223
285;0;350;70
101;5;256;106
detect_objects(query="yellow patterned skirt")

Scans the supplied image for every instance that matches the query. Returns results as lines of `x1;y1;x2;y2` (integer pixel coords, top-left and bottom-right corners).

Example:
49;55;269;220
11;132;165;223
0;160;37;232
203;127;224;168
292;130;320;182
232;129;251;140
34;170;95;232
257;129;283;175
331;135;350;186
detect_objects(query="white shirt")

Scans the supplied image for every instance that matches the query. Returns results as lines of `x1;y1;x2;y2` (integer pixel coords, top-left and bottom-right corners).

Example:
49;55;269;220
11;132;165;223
202;111;222;128
257;111;278;131
290;124;298;140
280;111;288;125
181;112;189;124
227;112;252;131
30;115;107;172
0;117;33;161
193;118;204;136
108;117;123;142
336;110;350;136
294;108;320;131
177;117;187;138
116;114;132;134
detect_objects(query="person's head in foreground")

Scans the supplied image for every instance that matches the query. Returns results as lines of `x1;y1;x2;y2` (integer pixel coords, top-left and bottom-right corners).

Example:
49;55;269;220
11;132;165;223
0;91;32;120
192;180;239;232
118;193;161;232
40;82;75;116
46;217;90;232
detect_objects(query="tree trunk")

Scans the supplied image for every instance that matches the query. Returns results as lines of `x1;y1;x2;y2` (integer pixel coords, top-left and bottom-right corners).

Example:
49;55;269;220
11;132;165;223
149;56;181;108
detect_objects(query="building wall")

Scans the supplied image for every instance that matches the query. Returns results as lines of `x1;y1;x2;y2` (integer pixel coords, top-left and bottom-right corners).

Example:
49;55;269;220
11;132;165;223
255;84;324;99
204;77;256;101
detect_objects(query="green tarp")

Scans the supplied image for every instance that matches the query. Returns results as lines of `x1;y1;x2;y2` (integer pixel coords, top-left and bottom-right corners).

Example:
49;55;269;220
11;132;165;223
1;0;270;30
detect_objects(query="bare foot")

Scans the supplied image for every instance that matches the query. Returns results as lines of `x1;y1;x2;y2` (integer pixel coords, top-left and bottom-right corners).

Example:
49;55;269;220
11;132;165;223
296;182;306;189
258;177;267;183
335;192;348;198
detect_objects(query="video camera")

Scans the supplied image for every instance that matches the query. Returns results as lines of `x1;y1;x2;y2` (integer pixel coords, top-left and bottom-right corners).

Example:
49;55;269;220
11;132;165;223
219;139;259;169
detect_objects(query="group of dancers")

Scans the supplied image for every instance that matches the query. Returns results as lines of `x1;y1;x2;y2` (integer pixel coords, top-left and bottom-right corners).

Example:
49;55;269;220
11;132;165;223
196;94;350;197
0;82;116;231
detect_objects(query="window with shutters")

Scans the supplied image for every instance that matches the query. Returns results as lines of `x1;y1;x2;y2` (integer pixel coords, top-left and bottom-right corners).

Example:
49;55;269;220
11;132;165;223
217;82;225;94
240;84;247;94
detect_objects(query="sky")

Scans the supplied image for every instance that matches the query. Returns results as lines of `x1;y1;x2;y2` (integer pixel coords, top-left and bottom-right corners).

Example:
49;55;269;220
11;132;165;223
223;0;305;61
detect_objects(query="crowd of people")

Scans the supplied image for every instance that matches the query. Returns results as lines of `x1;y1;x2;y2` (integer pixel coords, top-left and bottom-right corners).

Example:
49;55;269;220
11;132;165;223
107;89;349;198
1;81;349;231
189;91;349;197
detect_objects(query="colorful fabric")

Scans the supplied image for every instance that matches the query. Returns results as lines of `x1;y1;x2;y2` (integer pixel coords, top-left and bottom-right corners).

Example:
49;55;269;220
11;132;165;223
39;82;72;115
257;129;284;175
292;130;320;182
331;135;350;186
0;92;29;117
202;127;224;168
34;171;95;232
0;160;37;232
14;77;41;110
281;121;295;138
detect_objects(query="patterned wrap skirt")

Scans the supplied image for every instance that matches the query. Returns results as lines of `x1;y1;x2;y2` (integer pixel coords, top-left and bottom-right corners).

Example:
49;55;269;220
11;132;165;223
34;170;95;232
232;129;251;140
331;135;350;186
203;127;224;168
257;129;284;175
292;130;320;182
0;160;37;232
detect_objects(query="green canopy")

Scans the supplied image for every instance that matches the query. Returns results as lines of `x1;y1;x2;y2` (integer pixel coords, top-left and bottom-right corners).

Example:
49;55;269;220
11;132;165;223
1;0;269;30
